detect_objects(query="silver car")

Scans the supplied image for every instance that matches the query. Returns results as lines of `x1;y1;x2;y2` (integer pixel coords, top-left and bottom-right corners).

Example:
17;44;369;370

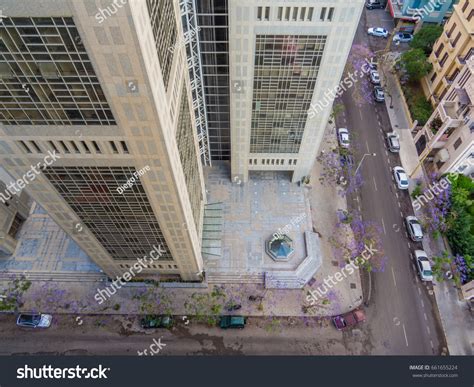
386;133;400;152
405;216;423;242
414;250;433;281
16;313;52;328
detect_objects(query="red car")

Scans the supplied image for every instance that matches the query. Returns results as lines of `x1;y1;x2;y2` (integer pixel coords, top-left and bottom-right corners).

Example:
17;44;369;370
332;310;366;330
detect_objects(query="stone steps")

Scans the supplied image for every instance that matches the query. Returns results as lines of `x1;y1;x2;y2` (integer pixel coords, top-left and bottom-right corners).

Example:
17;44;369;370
207;272;264;284
0;270;106;282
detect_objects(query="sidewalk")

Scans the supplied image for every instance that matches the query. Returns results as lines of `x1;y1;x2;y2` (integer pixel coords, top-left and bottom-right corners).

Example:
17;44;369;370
382;63;474;355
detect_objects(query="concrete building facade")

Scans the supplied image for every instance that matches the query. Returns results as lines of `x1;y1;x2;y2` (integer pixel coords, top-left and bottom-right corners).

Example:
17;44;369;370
0;0;206;281
422;0;474;105
415;56;474;177
228;0;364;184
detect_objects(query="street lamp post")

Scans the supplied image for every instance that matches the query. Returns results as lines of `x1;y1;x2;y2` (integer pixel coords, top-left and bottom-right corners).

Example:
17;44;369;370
355;153;377;176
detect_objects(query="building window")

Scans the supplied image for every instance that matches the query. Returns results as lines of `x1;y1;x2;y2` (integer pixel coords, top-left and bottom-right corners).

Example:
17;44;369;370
292;7;298;21
328;7;335;21
257;7;262;20
430;72;437;83
462;0;468;12
0;17;115;126
265;7;270;20
29;141;42;153
468;10;473;22
277;7;283;20
70;141;80;154
446;22;456;38
59;141;70;154
320;7;327;20
8;214;26;238
110;141;119;154
81;141;91;154
453;137;462;150
92;141;101;153
307;7;314;21
452;32;461;47
439;53;448;66
285;7;290;21
120;141;129;154
48;141;59;153
300;7;306;21
435;43;444;58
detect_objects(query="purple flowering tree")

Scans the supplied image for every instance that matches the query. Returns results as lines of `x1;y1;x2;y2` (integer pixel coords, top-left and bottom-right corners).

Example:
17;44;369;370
345;44;374;106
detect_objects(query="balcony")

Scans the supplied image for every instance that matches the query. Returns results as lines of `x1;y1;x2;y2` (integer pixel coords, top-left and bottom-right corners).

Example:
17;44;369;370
442;75;453;88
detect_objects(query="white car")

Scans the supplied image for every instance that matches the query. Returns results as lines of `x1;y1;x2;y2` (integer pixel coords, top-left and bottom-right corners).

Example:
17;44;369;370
414;250;433;281
405;216;424;242
369;70;380;84
393;166;409;190
368;28;388;38
337;128;350;148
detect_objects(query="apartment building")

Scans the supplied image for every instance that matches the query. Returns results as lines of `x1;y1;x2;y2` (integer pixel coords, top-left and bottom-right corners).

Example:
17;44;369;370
423;0;474;105
415;56;473;177
227;0;364;183
0;0;206;281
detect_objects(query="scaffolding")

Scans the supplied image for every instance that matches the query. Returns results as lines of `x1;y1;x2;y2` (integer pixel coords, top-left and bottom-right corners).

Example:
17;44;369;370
179;0;211;166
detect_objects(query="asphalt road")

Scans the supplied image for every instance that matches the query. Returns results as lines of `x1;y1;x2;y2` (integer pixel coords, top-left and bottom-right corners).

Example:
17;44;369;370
335;8;447;355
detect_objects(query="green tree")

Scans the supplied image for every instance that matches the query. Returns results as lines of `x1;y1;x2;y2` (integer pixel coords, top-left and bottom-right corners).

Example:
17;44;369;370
410;25;443;55
400;49;433;81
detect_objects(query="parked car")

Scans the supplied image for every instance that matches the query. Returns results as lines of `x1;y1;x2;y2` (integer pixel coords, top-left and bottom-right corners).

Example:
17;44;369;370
16;313;52;328
393;166;409;190
414;250;433;282
219;316;246;329
337;127;350;148
332;309;366;330
366;57;378;71
340;154;355;169
373;86;385;102
366;0;385;9
367;27;388;38
386;132;400;152
140;315;173;329
369;70;380;84
393;32;413;43
405;216;424;242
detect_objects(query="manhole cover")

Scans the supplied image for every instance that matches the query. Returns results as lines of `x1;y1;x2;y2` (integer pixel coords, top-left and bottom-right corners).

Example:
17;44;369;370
332;261;339;267
350;283;357;289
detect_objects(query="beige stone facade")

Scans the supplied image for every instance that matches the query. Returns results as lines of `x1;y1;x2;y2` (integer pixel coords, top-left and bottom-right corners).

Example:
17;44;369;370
0;0;206;281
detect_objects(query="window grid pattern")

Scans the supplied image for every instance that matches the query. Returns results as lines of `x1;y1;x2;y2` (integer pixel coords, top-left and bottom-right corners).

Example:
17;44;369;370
0;17;115;125
176;84;203;233
146;0;177;90
43;166;173;261
251;35;326;153
197;0;231;161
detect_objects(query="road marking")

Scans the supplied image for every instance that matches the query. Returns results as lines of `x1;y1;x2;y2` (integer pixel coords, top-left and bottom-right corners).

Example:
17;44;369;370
381;218;386;234
358;204;361;212
398;201;401;208
366;140;370;153
407;242;411;248
424;312;427;321
359;110;363;120
430;340;434;349
395;192;399;199
400;211;404;217
373;177;378;191
385;150;389;157
427;326;430;335
405;231;409;237
391;267;397;288
402;324;409;346
421;299;424;308
418;287;422;295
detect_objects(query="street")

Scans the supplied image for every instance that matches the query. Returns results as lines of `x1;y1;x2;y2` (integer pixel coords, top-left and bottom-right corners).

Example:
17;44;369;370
335;8;447;354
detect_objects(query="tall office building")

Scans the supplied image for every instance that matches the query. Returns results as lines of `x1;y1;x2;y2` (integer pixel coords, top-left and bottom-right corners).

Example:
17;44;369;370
226;0;364;183
0;0;206;281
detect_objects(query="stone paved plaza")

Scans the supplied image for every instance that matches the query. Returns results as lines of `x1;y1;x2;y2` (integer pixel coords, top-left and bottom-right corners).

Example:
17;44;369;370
203;163;315;280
